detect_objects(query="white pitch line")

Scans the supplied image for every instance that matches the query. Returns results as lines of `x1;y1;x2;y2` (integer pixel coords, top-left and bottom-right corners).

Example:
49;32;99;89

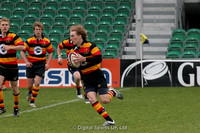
0;87;132;118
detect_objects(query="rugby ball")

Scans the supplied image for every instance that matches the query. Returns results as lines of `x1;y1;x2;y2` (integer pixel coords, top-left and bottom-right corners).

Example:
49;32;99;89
68;52;80;68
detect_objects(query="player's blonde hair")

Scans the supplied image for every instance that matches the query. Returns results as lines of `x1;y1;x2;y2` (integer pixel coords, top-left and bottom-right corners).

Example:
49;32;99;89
0;17;10;24
70;24;87;41
33;21;44;31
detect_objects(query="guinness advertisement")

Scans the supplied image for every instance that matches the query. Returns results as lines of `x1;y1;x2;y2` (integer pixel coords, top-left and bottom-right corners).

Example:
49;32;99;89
121;60;200;87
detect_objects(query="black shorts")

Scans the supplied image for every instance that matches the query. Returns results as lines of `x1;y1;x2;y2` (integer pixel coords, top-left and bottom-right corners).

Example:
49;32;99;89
68;65;79;75
82;69;108;95
26;63;45;78
0;67;18;81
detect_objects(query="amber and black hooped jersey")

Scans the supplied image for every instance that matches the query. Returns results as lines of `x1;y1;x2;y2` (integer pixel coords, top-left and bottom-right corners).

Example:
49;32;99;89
59;38;102;75
24;35;54;63
0;31;24;69
58;38;74;56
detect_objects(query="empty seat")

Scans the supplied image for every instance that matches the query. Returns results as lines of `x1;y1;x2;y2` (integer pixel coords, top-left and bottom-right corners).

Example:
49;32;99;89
54;14;68;25
119;0;133;9
23;14;37;24
86;30;93;41
40;14;54;25
117;5;131;17
90;0;104;8
21;22;34;33
26;7;41;18
43;6;57;17
97;21;111;33
92;37;106;49
166;51;181;59
169;37;184;47
185;37;199;47
10;23;20;33
102;6;116;17
114;13;129;25
94;30;108;41
41;22;51;34
60;0;74;9
69;14;83;24
183;38;199;53
104;0;118;9
16;0;29;10
9;15;23;26
187;28;200;40
48;29;63;41
72;6;86;17
57;7;71;17
112;21;126;32
172;29;186;41
1;1;14;10
67;22;80;28
105;37;121;49
0;8;12;18
109;29;124;41
30;0;43;10
75;0;88;9
99;14;113;24
103;50;117;59
12;7;26;18
84;14;99;25
167;43;182;53
49;38;60;48
17;30;30;40
46;0;59;9
181;51;196;58
52;22;66;33
83;21;96;33
88;6;102;17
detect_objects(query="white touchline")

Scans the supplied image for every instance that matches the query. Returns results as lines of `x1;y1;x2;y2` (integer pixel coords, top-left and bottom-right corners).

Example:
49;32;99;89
0;88;132;118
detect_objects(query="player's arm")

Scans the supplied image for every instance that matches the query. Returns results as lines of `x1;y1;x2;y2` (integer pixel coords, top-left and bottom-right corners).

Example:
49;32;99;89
57;43;63;65
20;50;32;68
45;52;53;70
3;45;25;51
76;43;102;64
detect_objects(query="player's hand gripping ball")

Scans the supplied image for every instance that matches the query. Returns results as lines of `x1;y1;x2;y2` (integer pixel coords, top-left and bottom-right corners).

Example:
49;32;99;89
68;52;80;68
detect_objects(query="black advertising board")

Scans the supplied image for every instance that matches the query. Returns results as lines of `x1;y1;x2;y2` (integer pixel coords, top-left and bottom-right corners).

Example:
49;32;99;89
120;60;200;87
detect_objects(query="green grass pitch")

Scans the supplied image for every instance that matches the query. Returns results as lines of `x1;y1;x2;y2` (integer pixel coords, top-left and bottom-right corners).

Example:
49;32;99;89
1;87;200;133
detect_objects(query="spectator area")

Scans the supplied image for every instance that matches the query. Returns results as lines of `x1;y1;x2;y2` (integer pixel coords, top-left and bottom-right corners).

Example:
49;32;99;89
0;0;134;59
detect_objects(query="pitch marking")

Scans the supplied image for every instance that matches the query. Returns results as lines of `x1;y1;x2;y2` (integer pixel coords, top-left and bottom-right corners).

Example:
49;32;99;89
0;88;132;118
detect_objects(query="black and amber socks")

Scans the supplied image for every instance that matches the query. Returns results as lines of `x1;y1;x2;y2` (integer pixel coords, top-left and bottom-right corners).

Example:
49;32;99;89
0;89;4;109
30;86;40;103
13;93;20;109
92;101;113;122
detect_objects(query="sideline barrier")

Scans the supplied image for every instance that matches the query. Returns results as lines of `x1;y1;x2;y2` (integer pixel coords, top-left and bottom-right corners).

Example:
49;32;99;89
4;59;120;88
121;59;200;87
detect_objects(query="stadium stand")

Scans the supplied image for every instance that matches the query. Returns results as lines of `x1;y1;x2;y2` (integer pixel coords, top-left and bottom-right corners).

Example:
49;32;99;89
0;8;12;18
166;28;200;59
1;0;134;59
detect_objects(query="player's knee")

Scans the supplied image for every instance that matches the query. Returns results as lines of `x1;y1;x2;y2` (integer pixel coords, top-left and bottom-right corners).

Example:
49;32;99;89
101;98;110;104
89;97;96;103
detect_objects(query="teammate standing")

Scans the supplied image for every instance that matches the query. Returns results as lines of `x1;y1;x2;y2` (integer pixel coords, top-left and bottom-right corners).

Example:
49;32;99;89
0;17;25;116
20;21;54;108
